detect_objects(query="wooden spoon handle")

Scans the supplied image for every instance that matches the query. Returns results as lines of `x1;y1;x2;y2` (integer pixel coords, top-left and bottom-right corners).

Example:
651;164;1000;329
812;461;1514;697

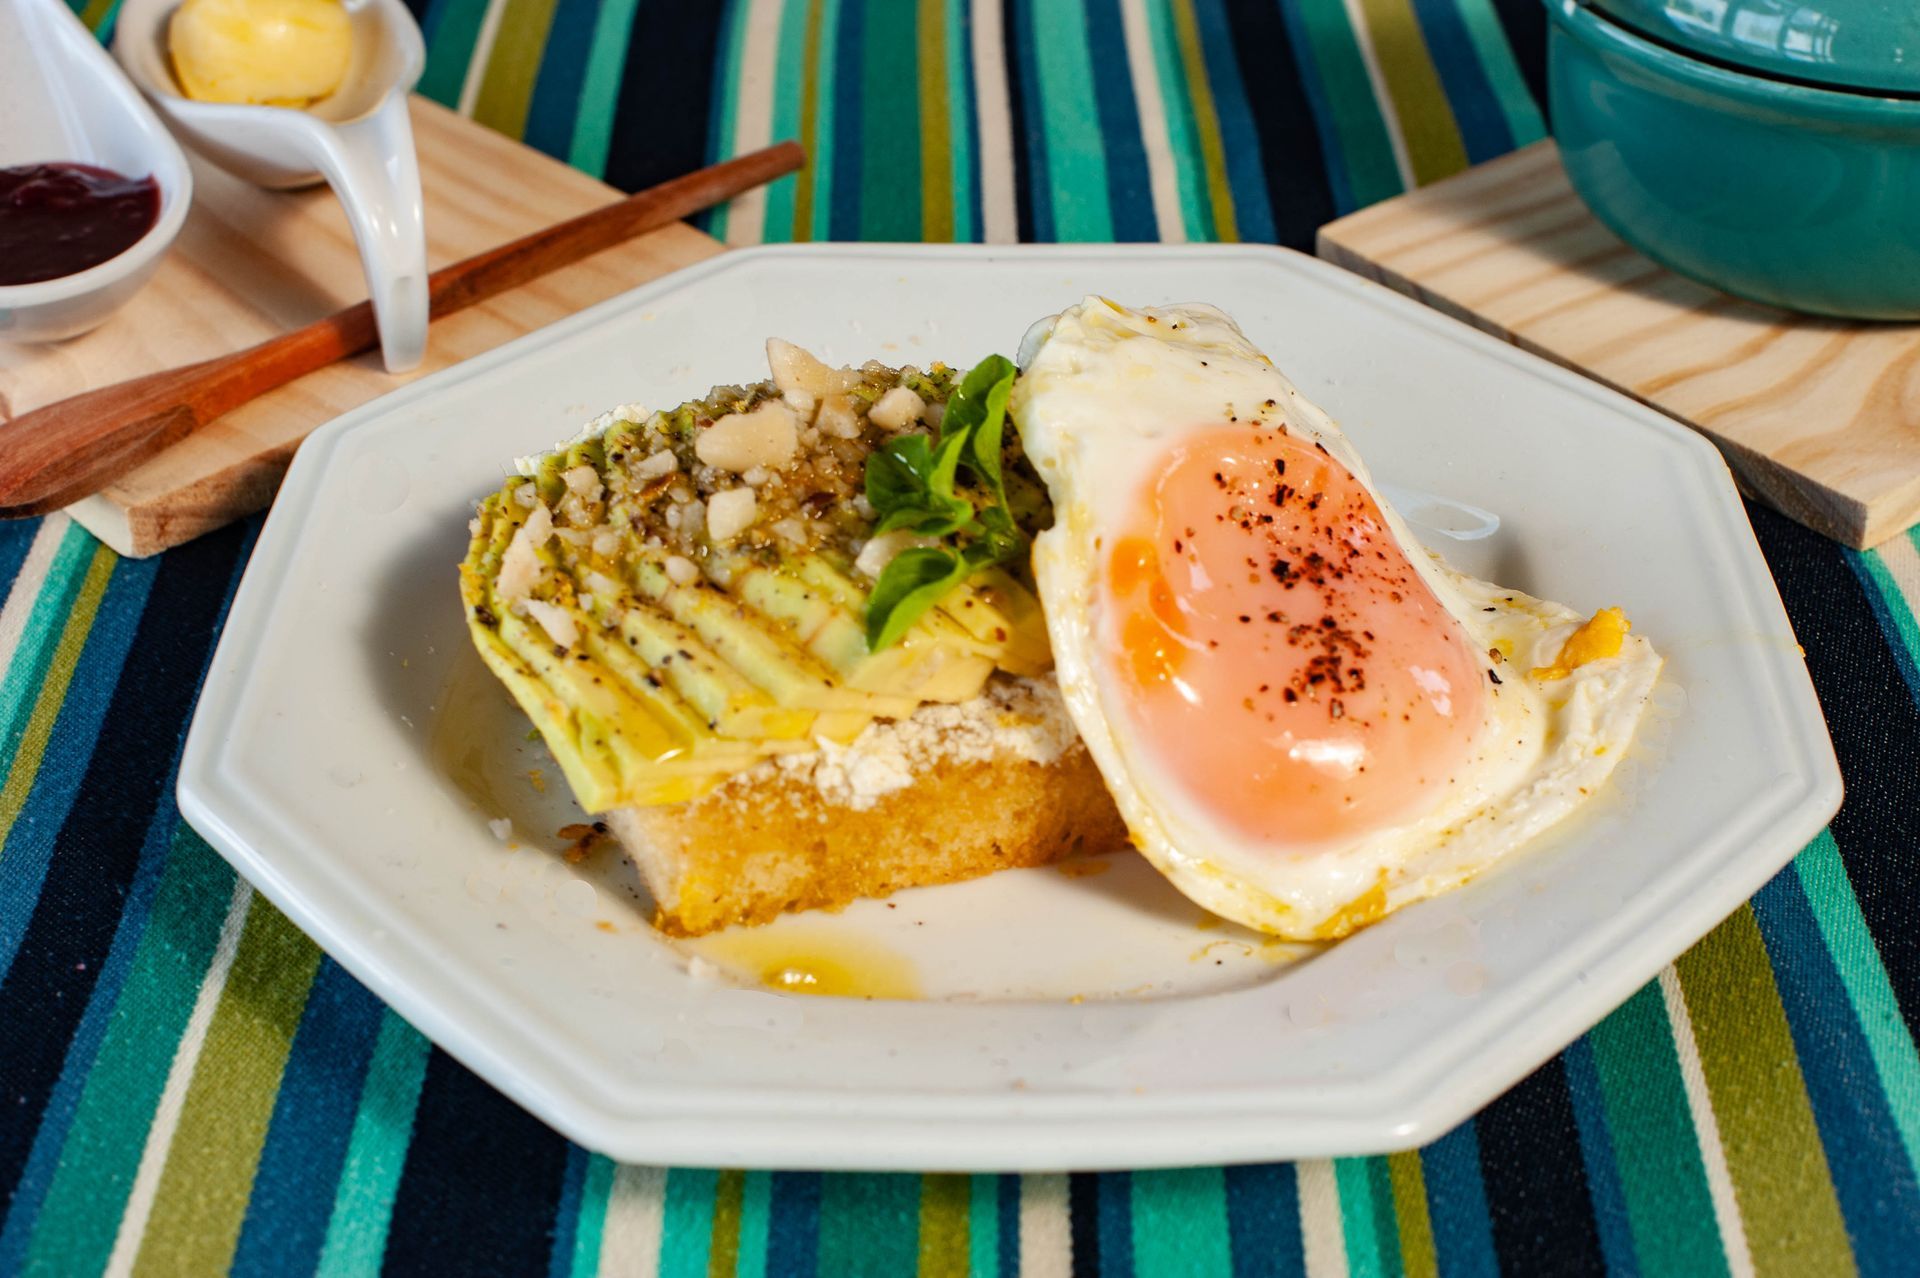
0;140;805;520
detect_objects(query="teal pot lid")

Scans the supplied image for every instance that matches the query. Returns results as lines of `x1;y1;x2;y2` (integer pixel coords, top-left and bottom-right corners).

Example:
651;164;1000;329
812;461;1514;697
1580;0;1919;94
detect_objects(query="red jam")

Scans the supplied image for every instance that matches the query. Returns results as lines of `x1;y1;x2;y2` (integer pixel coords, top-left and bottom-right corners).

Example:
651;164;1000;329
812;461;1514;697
0;163;161;287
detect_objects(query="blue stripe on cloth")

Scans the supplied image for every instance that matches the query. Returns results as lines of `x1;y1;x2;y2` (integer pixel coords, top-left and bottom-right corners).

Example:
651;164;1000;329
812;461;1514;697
1420;1121;1500;1276
1082;0;1158;242
1563;1036;1641;1277
766;1170;822;1277
0;553;159;982
1273;0;1356;213
0;521;254;1270
1224;1163;1304;1277
0;521;252;1224
1752;863;1920;1273
520;0;599;160
999;1175;1022;1276
1006;0;1053;242
1190;0;1278;243
1407;0;1514;162
546;1143;592;1278
0;518;37;606
230;960;390;1277
829;0;866;241
1101;1171;1135;1277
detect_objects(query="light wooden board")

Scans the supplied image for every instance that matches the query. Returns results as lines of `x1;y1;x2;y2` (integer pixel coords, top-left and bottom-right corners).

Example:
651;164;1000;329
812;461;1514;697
0;96;726;557
1316;141;1920;550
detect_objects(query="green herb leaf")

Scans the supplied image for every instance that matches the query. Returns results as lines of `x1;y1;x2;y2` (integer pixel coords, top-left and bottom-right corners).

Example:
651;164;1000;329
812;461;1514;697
865;547;970;651
943;354;1016;503
862;354;1025;650
868;434;972;535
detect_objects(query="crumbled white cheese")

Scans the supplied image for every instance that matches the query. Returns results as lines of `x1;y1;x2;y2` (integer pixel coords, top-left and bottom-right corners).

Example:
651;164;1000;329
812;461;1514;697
706;487;758;542
496;504;553;603
592;531;620;557
761;677;1080;810
525;598;579;648
515;402;648;474
488;817;513;840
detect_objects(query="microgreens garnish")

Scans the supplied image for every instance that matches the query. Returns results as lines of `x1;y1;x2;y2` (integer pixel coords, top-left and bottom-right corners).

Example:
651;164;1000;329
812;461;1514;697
863;355;1022;650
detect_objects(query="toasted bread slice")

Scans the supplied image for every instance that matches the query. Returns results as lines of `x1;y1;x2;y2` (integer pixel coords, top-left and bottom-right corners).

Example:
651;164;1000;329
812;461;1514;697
606;675;1128;936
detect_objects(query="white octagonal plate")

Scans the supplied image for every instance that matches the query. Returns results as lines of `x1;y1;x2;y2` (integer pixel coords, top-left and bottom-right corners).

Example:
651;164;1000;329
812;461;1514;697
179;245;1840;1170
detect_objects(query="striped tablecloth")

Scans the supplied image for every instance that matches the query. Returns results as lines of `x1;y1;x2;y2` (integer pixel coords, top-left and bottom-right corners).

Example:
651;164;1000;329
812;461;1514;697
5;2;1919;1274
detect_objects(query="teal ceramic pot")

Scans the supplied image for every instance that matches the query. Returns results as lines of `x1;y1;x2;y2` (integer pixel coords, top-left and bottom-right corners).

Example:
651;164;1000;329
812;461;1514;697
1546;0;1920;320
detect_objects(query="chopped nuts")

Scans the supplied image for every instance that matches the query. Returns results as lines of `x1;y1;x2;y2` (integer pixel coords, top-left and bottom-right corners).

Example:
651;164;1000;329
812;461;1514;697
495;504;553;604
524;598;578;648
814;393;860;439
706;487;758;542
767;338;861;396
634;449;678;480
695;400;798;472
868;386;926;432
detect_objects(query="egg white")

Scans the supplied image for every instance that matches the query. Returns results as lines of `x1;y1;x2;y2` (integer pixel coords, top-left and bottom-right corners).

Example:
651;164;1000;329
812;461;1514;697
1011;298;1663;939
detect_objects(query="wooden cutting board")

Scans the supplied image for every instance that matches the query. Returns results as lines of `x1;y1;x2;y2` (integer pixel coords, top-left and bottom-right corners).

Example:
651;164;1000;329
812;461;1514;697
1316;141;1920;550
0;96;725;557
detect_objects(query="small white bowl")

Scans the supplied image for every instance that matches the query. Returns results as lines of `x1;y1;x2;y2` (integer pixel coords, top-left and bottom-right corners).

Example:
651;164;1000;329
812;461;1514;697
0;0;193;344
112;0;429;372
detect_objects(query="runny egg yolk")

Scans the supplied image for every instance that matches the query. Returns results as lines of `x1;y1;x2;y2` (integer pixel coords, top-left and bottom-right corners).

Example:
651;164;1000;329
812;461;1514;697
1104;426;1486;848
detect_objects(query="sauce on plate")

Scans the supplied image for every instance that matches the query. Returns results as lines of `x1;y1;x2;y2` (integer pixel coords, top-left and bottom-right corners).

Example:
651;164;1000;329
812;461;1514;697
0;163;161;286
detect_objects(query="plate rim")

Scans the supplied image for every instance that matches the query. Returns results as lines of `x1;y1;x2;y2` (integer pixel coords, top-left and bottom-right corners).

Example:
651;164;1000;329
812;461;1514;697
178;241;1842;1170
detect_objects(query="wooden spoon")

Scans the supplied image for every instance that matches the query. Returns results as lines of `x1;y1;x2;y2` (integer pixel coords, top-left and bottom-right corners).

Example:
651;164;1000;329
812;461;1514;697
0;140;806;519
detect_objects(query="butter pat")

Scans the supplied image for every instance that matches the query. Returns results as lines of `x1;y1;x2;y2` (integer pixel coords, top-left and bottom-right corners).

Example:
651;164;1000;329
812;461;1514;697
169;0;353;108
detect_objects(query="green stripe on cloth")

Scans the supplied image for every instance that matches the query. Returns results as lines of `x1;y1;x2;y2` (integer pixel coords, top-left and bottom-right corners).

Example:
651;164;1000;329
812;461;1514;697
569;1154;617;1278
915;0;954;242
567;0;643;177
21;828;235;1276
471;0;564;139
418;0;493;106
918;1174;969;1276
1288;0;1406;206
1587;982;1729;1276
758;0;811;243
0;537;114;852
658;1167;718;1278
1676;908;1855;1275
1335;1156;1387;1277
1130;1167;1231;1276
1389;1152;1437;1278
314;1012;432;1277
1352;0;1470;185
1166;0;1238;242
1450;0;1547;144
819;1174;919;1275
710;1167;745;1276
1144;0;1210;240
1796;833;1920;1177
1029;0;1114;241
131;896;323;1275
940;0;976;242
967;1174;1000;1277
859;0;922;239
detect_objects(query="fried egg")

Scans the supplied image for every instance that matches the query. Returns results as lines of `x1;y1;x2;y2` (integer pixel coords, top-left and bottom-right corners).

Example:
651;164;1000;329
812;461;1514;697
1010;298;1663;939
